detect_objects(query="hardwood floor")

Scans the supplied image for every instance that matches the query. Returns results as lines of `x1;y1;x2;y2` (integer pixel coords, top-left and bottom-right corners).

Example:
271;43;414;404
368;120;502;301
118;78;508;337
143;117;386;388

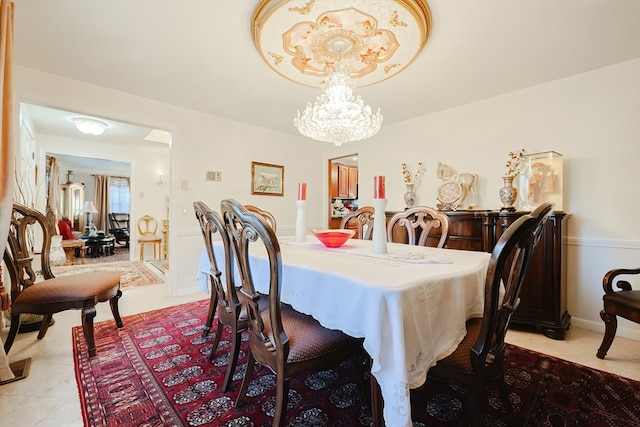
0;281;637;426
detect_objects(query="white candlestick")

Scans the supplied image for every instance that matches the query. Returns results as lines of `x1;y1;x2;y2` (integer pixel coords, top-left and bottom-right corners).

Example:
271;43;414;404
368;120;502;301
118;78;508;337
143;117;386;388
295;200;307;242
372;198;388;254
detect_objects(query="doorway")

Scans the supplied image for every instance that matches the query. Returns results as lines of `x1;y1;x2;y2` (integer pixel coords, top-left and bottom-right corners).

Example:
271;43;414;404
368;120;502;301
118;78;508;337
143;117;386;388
328;154;359;228
20;102;170;264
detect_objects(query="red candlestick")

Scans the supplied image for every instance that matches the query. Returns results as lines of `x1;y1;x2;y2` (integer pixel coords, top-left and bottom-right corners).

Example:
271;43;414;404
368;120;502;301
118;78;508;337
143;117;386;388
297;182;307;200
374;176;385;199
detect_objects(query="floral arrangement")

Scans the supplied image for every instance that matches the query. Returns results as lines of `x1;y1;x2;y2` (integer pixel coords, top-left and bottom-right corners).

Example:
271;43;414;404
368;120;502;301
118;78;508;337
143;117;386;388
402;161;425;184
505;149;525;177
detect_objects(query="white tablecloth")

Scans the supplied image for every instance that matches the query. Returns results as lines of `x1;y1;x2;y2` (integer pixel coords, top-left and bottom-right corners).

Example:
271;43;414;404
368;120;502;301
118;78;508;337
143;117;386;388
197;236;491;427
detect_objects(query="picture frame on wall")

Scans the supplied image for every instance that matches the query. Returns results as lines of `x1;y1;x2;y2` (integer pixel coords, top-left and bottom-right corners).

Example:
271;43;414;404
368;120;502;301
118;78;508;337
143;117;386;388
251;161;284;196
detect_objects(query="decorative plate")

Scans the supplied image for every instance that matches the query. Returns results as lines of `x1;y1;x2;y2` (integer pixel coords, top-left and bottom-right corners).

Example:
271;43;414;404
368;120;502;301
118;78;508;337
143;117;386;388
437;181;463;204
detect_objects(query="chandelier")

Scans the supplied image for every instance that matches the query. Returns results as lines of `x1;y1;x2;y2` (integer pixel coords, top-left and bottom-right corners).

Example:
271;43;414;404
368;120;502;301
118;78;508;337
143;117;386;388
252;0;431;144
294;64;382;146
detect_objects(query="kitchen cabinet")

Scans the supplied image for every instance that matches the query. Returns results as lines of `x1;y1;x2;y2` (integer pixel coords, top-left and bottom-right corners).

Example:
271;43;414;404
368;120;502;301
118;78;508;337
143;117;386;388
333;164;358;199
347;167;358;199
338;165;349;197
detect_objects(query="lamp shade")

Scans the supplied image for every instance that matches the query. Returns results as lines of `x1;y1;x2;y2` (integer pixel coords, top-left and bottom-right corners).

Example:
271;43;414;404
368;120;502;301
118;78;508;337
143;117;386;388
81;201;98;214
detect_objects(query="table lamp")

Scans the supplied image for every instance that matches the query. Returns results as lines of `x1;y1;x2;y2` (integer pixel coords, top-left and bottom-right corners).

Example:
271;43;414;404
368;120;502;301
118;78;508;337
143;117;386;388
81;201;98;236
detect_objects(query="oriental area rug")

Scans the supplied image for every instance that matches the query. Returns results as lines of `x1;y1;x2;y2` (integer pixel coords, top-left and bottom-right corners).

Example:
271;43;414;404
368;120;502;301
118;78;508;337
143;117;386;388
73;300;640;427
53;261;164;290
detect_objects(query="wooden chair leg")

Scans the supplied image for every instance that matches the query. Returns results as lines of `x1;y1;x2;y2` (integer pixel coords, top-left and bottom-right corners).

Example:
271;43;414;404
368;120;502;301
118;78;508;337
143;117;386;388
208;320;224;362
597;310;617;359
469;389;485;427
109;290;124;328
3;314;21;354
202;293;218;337
353;352;369;406
236;351;256;407
36;314;53;339
82;305;98;357
222;329;242;392
273;375;289;427
370;370;385;427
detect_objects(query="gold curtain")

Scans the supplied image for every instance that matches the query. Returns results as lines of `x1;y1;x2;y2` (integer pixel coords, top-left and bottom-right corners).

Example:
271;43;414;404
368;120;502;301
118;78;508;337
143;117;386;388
0;0;15;382
45;155;60;233
94;175;110;232
0;0;14;312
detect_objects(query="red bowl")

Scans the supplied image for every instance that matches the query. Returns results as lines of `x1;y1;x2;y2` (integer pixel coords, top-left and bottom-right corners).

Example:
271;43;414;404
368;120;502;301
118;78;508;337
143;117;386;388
311;229;355;248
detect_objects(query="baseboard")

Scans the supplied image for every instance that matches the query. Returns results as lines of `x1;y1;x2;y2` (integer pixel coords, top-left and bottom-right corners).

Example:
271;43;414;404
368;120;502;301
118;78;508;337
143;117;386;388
571;317;640;341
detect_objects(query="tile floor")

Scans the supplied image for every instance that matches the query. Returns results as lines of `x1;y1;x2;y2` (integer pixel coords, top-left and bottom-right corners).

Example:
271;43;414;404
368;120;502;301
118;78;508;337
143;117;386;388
0;281;638;427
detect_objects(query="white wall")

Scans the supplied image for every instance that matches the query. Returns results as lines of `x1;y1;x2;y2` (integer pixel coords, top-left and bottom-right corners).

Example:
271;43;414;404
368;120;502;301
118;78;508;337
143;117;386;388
13;59;640;340
13;65;328;297
358;59;640;339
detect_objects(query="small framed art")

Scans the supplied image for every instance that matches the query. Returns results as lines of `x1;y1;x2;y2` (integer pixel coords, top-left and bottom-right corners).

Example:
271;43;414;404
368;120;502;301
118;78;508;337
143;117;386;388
251;161;284;196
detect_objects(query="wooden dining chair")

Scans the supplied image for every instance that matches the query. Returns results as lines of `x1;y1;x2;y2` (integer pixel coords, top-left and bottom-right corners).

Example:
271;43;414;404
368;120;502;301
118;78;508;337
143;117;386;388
386;206;451;247
3;203;123;357
220;198;367;427
423;202;554;427
596;267;640;359
244;204;277;233
137;214;162;261
340;206;375;240
193;201;247;392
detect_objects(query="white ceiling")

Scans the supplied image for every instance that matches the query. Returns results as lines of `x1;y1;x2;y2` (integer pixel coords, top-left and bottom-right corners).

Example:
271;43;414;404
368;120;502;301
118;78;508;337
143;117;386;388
12;0;640;142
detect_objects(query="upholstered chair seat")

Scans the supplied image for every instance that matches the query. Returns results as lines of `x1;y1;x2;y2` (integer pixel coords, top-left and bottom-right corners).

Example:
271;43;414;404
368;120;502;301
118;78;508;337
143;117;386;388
14;272;120;307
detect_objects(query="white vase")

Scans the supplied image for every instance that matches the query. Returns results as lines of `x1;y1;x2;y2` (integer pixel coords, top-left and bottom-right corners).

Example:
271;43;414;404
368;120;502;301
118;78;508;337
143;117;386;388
499;175;518;211
50;235;67;266
404;183;416;209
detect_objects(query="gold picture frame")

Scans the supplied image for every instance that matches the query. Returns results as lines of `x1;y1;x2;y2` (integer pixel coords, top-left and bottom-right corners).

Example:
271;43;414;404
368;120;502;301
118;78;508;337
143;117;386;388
251;161;284;196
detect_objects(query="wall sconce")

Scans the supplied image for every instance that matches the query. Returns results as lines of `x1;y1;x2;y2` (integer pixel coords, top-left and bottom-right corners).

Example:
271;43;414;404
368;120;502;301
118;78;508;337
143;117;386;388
157;174;163;185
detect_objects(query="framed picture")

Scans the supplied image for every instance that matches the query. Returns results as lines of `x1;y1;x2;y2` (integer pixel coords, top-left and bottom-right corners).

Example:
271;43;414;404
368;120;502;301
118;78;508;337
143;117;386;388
251;161;284;196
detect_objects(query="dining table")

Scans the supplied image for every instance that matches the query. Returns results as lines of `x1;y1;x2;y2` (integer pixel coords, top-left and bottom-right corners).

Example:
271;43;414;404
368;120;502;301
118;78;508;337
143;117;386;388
196;235;491;427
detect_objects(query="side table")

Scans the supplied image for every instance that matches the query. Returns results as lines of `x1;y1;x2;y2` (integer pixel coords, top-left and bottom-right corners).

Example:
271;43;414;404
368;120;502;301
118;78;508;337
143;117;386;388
81;235;116;258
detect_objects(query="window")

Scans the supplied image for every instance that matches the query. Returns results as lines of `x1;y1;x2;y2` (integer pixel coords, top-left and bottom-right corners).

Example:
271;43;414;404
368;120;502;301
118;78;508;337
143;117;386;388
109;177;130;213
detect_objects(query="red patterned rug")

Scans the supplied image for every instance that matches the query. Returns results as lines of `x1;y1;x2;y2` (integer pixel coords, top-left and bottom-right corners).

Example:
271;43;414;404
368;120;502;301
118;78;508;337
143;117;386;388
73;300;640;427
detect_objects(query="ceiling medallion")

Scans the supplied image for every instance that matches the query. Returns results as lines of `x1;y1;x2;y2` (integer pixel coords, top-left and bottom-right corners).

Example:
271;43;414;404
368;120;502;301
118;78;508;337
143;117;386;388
252;0;432;88
253;0;431;144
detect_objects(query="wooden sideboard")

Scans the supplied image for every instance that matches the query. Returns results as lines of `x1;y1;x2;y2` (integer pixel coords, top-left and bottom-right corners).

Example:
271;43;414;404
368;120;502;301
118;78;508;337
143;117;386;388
387;210;571;339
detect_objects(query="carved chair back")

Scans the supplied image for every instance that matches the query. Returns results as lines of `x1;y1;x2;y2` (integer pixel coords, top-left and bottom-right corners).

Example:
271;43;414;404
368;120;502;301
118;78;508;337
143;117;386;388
244;204;277;233
220;198;366;425
472;202;553;371
193;201;245;391
137;214;159;236
386;206;451;247
340;206;375;240
425;202;553;426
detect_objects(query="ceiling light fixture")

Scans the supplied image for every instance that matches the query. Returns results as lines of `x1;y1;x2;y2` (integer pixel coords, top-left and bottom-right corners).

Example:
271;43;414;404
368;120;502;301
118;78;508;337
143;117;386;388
73;118;107;136
294;63;382;146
